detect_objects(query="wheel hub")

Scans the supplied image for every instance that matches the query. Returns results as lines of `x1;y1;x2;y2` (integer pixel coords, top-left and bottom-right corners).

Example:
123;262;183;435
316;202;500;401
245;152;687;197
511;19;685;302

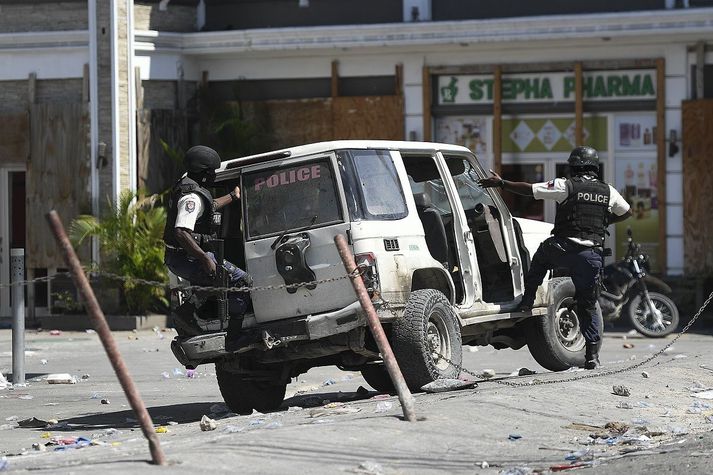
555;299;585;351
427;317;451;371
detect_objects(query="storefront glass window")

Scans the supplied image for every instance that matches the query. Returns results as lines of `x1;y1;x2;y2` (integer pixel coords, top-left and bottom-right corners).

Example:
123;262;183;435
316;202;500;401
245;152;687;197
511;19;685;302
501;164;544;221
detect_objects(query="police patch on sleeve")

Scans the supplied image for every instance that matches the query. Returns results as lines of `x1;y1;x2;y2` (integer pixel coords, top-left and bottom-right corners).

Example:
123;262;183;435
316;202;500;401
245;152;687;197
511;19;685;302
185;200;196;213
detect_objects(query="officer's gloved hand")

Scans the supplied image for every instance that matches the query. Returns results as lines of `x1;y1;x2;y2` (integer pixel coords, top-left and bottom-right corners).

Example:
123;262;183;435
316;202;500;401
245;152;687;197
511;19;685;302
238;273;253;288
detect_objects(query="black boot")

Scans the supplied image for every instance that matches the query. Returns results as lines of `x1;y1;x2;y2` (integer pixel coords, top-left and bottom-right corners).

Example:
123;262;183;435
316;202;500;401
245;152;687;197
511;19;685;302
516;292;536;312
172;301;203;336
584;343;600;370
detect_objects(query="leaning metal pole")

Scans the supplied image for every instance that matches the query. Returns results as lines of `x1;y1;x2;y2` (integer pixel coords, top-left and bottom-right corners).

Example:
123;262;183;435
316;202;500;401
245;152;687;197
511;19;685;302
46;211;166;465
334;234;417;422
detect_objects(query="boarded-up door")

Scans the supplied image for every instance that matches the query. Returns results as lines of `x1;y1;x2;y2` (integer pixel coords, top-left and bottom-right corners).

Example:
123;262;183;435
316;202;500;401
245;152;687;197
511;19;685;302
0;113;29;165
27;103;90;268
682;99;713;274
137;109;187;194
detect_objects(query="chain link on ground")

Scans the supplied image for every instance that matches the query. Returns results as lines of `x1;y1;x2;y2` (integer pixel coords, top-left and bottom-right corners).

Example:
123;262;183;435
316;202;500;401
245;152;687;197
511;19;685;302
431;290;713;388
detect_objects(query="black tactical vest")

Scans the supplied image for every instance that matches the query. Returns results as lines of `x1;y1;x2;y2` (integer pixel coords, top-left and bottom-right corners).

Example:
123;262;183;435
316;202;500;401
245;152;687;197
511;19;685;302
162;176;215;248
553;176;610;247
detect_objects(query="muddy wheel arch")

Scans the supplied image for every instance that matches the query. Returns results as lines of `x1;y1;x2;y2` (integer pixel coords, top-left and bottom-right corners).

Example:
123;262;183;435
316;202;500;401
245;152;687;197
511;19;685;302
410;267;455;304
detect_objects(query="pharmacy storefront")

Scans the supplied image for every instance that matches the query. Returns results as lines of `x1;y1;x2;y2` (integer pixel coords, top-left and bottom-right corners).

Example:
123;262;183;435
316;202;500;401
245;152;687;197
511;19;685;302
428;64;664;270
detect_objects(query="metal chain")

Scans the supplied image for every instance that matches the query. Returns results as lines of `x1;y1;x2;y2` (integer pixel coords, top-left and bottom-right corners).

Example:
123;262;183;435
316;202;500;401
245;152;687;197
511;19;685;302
433;290;713;387
0;272;71;289
90;268;362;294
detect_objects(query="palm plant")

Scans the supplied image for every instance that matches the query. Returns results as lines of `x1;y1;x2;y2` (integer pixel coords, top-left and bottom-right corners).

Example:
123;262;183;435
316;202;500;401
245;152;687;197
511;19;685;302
70;189;168;313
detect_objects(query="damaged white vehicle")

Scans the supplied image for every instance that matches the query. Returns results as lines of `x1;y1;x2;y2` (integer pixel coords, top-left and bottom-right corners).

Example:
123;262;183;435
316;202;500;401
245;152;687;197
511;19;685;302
170;140;592;414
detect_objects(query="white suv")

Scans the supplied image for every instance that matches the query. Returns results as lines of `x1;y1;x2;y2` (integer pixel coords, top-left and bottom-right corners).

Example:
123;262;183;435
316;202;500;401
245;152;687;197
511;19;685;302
170;140;593;414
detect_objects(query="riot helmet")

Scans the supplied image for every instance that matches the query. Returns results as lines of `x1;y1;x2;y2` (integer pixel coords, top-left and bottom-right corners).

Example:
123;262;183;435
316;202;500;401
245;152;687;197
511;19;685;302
567;146;599;175
185;145;221;186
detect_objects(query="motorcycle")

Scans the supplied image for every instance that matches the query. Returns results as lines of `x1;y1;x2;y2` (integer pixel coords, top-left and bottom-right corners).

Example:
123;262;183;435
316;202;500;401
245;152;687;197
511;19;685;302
599;228;680;337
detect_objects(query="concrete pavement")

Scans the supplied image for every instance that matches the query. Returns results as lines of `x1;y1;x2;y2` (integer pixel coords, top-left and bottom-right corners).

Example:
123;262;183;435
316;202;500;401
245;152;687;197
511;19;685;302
1;327;713;473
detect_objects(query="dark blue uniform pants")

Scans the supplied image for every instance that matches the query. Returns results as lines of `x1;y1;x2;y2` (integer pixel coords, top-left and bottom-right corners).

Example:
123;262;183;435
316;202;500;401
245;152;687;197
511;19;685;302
523;236;603;344
165;249;250;317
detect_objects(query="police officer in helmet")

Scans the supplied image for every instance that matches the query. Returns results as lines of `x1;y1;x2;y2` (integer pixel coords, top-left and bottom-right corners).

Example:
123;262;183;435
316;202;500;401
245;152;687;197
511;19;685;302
163;145;250;335
479;146;632;369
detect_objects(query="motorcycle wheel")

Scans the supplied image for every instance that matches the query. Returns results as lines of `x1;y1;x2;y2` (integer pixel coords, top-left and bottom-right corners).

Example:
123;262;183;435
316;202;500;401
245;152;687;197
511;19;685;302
627;292;680;338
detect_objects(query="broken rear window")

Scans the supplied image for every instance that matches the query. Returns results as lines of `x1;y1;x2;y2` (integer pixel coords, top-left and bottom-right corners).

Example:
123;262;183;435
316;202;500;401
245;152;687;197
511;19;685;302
242;158;342;240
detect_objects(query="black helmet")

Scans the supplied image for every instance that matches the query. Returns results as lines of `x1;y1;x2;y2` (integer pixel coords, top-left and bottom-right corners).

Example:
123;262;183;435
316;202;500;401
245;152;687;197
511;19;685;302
185;145;221;174
567;146;599;170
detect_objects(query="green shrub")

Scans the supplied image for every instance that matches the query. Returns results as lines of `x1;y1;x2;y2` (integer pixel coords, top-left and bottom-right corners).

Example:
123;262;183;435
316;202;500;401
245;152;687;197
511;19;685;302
70;189;168;314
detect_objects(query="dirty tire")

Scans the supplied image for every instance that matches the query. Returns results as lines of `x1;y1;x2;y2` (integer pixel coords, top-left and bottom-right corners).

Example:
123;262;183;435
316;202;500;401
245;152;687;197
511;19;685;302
392;289;462;391
215;364;286;415
526;277;603;372
627;292;680;338
361;363;396;394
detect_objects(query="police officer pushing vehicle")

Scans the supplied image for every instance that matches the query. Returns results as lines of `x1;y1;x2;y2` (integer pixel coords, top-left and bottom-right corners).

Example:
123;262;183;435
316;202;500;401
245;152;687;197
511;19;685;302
163;145;251;336
479;146;632;369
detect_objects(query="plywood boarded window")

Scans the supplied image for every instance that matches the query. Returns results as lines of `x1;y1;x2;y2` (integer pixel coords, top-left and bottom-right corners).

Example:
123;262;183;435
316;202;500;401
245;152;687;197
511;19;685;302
682;99;713;275
27;103;90;268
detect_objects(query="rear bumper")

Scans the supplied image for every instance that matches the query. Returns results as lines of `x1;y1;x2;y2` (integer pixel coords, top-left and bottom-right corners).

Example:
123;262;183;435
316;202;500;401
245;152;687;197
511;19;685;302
172;300;366;366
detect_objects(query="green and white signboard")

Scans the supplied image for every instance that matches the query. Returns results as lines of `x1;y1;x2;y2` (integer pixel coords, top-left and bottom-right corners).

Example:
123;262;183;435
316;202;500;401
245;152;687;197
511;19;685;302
438;70;656;105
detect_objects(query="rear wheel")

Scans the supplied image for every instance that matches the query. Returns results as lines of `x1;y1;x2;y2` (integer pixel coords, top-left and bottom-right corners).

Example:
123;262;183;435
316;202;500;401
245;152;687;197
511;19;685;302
627;292;679;338
527;278;603;371
360;363;396;394
215;364;286;415
392;289;462;391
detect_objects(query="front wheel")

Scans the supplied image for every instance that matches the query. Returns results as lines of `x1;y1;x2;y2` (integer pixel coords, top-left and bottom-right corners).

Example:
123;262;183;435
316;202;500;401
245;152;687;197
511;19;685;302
527;277;603;371
216;364;287;415
392;289;462;391
627;292;679;338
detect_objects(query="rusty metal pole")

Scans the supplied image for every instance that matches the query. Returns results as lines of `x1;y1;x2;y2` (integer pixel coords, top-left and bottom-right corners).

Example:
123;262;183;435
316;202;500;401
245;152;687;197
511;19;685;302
334;234;417;422
46;211;166;465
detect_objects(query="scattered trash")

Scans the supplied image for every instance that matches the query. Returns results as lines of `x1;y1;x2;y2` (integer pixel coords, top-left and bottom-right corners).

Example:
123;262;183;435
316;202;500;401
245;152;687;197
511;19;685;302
663;346;674;353
47;373;77;384
421;379;477;393
0;424;15;431
18;417;51;429
161;372;170;379
186;369;196;379
617;402;634;409
5;416;18;422
626;329;638;336
287;406;303;412
669;426;688;435
223;425;244;433
612;385;631;397
81;374;90;380
480;369;496;379
500;467;532;475
49;330;62;336
508;434;522;441
691;390;713;400
636;401;653;408
705;416;713;424
100;399;110;405
688;381;710;392
0;373;7;390
341;374;355;382
172;368;184;377
604;421;630;434
518;368;536;376
630;418;650;426
168;421;178;426
265;421;283;429
31;442;46;452
480;461;489;469
0;456;8;471
467;346;479;352
374;401;393;413
322;378;336;386
200;415;217;432
40;359;48;365
85;329;96;334
155;426;168;433
354;460;384;475
564;448;591;461
687;401;711;413
90;393;102;400
249;419;265;426
18;394;33;400
641;371;649;379
153;326;165;340
623;343;634;349
673;354;688;359
550;463;590;472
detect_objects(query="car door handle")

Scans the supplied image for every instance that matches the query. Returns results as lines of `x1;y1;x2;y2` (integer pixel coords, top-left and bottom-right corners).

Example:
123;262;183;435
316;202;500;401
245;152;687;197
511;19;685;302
464;230;473;241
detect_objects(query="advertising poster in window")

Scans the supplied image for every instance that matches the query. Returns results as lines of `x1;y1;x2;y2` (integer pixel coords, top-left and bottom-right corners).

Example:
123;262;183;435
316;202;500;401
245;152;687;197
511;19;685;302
615;114;657;151
614;157;660;271
434;116;489;156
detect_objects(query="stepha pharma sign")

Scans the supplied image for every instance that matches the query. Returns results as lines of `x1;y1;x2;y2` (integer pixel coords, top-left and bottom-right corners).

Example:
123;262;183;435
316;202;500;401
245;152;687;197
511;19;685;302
437;70;656;105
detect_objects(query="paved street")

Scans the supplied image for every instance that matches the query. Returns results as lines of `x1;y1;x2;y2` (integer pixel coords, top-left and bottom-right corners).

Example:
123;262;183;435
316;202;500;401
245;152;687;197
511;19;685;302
1;326;713;474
